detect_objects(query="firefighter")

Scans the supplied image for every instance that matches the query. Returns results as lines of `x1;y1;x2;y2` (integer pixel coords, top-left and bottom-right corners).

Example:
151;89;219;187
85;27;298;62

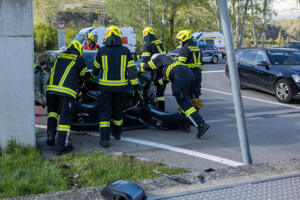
141;27;167;111
83;33;100;50
141;54;209;139
46;40;89;155
176;30;203;131
90;25;139;148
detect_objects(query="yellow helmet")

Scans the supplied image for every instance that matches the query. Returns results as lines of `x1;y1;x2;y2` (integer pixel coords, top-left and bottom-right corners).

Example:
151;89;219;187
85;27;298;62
105;25;122;40
143;27;154;38
68;40;83;56
176;30;192;42
86;33;95;42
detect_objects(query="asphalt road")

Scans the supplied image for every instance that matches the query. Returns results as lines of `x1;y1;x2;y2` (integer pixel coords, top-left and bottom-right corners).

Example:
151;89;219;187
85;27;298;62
36;58;300;172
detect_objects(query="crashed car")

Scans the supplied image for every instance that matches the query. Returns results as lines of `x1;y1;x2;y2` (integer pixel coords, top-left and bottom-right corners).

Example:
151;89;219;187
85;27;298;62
35;50;186;130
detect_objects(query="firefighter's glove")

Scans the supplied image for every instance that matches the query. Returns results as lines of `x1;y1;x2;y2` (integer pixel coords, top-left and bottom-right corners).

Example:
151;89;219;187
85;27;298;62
139;63;146;73
192;98;203;109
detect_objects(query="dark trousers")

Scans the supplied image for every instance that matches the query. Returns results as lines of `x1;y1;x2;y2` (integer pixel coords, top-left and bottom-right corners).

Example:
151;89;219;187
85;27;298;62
98;92;124;141
156;84;166;111
171;67;205;127
47;94;75;147
192;68;202;98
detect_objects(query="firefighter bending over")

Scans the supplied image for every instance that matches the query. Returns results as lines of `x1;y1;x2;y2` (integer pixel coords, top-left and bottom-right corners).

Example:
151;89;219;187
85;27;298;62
90;25;139;148
46;40;89;155
141;27;167;111
140;54;209;139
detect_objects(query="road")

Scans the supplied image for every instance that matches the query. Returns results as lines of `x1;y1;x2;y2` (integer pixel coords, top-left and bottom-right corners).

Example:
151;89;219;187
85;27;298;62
36;58;300;172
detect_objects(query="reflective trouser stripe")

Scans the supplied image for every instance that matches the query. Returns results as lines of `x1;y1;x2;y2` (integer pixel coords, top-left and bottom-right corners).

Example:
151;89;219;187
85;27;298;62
57;124;70;132
48;112;59;120
99;121;110;128
184;107;197;117
112;119;123;126
156;96;165;102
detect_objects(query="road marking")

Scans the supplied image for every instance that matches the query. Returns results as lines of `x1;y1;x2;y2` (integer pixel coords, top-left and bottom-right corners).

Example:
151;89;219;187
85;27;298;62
202;88;300;110
206;119;232;123
203;70;225;73
36;124;47;129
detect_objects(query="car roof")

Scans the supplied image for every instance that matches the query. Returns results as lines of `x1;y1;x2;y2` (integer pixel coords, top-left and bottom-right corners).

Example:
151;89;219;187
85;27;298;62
237;47;299;52
45;50;97;56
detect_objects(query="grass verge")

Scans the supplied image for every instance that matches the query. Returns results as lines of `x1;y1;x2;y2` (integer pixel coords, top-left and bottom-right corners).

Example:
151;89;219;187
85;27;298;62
0;141;186;199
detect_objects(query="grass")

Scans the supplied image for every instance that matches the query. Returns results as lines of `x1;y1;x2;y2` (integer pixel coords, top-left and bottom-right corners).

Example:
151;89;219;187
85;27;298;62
0;141;186;199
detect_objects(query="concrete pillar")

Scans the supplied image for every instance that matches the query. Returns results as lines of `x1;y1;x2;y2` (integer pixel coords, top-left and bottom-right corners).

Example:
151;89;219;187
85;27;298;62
0;0;35;148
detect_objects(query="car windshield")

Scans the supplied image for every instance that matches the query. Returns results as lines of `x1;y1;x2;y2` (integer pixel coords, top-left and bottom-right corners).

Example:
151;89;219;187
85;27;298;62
73;34;86;44
267;51;300;65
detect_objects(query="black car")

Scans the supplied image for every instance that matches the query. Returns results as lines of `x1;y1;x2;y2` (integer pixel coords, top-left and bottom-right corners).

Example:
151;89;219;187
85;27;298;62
284;42;300;50
36;50;186;130
225;48;300;103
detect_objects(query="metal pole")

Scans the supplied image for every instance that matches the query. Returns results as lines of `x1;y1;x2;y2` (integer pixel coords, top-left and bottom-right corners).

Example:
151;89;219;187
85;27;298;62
149;0;152;27
218;0;252;164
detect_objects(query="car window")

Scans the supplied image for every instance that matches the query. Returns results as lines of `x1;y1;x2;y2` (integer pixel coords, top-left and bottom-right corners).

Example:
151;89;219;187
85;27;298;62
241;50;256;63
203;45;212;50
267;51;300;65
212;46;218;50
205;39;214;45
255;51;267;64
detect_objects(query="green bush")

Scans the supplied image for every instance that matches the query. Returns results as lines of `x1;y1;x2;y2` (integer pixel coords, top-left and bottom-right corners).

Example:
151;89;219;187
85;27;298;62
34;23;58;51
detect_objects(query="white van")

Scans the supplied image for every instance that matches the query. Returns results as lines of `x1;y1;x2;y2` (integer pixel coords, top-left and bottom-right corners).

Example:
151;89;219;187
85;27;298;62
192;32;226;56
74;27;137;54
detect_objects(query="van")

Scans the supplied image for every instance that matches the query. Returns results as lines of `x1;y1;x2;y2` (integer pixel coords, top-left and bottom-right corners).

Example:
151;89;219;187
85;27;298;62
72;27;137;54
192;32;226;56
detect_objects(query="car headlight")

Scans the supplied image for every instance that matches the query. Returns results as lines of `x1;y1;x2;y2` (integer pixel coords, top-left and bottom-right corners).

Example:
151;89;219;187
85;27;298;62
292;74;300;83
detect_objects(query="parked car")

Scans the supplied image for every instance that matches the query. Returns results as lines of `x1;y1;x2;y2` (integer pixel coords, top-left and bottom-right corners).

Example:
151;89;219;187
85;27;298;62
168;44;222;64
35;50;186;130
225;48;300;103
284;41;300;50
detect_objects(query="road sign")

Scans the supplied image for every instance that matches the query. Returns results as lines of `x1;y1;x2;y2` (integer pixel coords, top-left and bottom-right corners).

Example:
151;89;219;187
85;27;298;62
57;20;65;29
57;21;66;49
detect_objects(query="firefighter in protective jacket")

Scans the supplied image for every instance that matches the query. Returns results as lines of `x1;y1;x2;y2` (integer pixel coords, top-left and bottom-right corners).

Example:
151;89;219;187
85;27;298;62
141;27;167;111
90;25;139;148
46;40;89;155
142;54;209;139
176;30;203;98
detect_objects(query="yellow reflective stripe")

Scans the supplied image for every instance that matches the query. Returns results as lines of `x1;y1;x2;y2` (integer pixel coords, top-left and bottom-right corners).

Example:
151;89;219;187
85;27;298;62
166;63;178;81
99;121;110;127
34;64;37;69
127;60;135;68
48;112;59;120
57;124;70;132
49;59;58;85
58;61;76;86
184;107;197;117
142;52;151;57
58;53;78;61
177;105;184;113
120;55;127;80
156;45;163;53
148;60;157;70
152;40;161;45
46;85;77;99
102;55;108;80
94;59;101;69
130;78;138;85
156;96;165;102
112;119;123;126
186;63;203;69
99;79;128;86
193;53;197;64
158;78;164;85
178;57;187;62
80;67;88;76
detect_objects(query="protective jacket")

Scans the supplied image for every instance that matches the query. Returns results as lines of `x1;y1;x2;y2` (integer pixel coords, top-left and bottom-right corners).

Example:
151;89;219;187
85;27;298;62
141;34;166;65
46;47;89;99
83;43;100;50
91;35;138;92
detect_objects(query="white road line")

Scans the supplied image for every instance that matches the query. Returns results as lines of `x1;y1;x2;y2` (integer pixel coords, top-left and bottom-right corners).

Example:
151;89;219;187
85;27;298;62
121;137;244;167
206;119;232;123
35;124;47;129
203;88;300;110
203;70;225;73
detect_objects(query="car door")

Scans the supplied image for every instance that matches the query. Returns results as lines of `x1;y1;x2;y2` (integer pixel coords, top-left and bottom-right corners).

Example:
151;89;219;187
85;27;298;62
237;50;257;86
252;50;276;92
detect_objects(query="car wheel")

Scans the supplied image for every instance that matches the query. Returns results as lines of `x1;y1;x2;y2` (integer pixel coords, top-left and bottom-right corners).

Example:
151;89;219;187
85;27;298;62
211;55;219;64
274;79;293;103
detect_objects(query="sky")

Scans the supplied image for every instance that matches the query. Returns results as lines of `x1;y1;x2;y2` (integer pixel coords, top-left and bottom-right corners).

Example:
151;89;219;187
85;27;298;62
272;0;300;19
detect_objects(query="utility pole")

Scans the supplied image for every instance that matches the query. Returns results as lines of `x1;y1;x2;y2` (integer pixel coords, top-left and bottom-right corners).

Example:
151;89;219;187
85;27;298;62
218;0;252;164
149;0;152;27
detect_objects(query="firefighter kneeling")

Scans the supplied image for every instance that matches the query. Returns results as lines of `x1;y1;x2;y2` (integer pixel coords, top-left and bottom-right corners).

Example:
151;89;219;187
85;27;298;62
46;40;89;155
140;54;209;138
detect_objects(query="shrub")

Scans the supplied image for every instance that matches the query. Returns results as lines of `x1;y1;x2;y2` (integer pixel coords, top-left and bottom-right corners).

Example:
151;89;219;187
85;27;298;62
34;23;57;51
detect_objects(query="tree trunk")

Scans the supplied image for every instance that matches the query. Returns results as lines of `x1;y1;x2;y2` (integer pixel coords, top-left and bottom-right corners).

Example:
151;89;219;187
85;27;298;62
261;0;268;48
215;0;222;31
251;0;257;47
168;3;176;50
238;0;250;49
161;0;167;43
